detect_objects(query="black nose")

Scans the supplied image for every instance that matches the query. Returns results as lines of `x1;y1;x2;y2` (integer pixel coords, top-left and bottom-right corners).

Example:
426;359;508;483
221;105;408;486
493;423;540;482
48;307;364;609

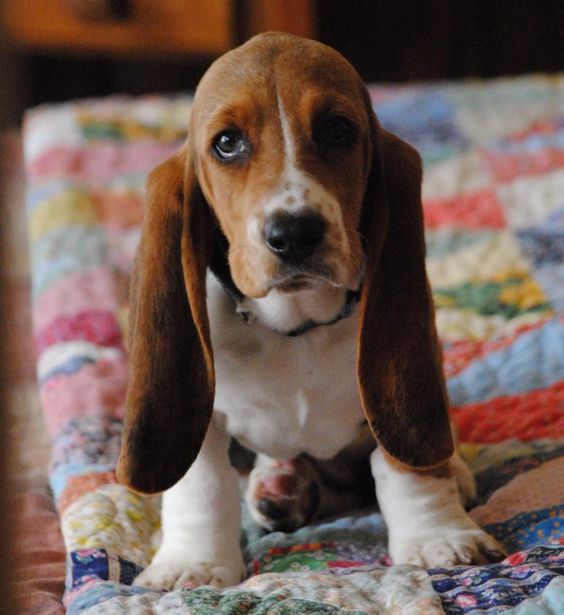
264;212;326;264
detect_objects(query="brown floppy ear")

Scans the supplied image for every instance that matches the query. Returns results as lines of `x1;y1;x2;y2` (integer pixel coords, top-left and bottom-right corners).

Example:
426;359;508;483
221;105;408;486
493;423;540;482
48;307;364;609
116;146;215;494
356;125;454;470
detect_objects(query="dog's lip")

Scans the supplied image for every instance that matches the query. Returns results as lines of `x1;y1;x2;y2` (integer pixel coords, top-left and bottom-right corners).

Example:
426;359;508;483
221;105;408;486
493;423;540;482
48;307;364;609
272;269;336;292
271;261;338;290
275;276;312;292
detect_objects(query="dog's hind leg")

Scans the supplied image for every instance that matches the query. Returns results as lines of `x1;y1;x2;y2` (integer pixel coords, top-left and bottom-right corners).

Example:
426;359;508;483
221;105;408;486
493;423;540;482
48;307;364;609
245;433;375;532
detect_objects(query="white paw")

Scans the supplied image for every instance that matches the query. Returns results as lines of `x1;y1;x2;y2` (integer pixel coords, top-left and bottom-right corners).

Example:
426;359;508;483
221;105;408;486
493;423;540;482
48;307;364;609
133;557;245;591
391;527;506;568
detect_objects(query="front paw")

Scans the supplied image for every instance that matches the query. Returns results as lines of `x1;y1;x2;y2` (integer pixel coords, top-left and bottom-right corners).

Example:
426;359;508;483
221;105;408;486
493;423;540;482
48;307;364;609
391;527;506;568
133;556;245;591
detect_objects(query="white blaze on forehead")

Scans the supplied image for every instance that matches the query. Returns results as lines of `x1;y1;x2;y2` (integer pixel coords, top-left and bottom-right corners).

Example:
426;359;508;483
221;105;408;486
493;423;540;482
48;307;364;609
277;89;298;169
244;88;352;285
260;90;343;222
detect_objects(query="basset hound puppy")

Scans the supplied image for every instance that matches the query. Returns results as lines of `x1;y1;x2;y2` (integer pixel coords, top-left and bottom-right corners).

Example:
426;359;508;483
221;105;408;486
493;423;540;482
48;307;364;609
116;32;505;590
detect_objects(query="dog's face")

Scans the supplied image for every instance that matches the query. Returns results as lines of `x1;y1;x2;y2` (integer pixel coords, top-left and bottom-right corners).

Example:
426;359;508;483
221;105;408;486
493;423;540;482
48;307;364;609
189;34;372;298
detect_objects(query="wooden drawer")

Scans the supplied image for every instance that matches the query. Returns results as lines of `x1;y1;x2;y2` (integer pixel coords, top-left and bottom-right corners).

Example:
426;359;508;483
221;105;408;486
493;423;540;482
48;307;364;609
2;0;233;55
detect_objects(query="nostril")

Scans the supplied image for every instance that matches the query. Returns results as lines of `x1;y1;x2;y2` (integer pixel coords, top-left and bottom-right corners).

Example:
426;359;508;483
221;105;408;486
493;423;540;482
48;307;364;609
265;232;289;255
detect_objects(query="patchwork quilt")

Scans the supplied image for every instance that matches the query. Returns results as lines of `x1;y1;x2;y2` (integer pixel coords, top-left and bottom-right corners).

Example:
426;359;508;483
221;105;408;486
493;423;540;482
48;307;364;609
24;75;564;614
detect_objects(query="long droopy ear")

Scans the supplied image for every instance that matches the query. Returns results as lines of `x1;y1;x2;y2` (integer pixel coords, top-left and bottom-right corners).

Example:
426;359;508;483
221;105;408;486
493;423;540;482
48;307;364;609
116;147;215;494
356;125;454;470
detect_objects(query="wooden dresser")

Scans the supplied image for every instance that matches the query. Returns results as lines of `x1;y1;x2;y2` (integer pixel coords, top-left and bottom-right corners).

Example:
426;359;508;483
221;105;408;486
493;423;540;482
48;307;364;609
1;0;316;57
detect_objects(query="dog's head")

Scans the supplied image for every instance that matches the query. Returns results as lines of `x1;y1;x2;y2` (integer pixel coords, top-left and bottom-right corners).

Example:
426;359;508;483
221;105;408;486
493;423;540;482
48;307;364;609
116;33;454;494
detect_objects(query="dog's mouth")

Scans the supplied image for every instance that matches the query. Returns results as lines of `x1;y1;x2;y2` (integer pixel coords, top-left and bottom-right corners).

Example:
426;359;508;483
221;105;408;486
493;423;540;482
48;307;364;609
271;263;337;293
275;275;314;292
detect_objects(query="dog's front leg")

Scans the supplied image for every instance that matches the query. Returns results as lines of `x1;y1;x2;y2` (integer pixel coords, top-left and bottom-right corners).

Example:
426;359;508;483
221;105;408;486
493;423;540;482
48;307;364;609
134;419;245;590
371;448;505;567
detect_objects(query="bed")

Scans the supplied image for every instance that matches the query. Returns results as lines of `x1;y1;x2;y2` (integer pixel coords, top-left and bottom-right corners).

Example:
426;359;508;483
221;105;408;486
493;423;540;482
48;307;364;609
22;74;564;613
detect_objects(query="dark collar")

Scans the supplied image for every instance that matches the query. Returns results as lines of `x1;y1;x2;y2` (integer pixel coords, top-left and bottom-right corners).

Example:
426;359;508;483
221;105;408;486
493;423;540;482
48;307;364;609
209;229;360;337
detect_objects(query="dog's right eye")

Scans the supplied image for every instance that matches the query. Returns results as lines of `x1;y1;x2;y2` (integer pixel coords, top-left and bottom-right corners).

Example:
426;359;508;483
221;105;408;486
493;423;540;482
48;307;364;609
213;129;251;162
314;116;357;149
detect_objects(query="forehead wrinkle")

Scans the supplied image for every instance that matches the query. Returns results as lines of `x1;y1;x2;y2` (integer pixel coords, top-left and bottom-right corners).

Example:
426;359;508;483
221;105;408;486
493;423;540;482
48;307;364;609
204;102;266;141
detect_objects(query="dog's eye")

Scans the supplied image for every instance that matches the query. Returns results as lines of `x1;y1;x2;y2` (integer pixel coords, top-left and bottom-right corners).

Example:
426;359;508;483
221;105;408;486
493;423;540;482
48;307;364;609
315;116;357;148
213;129;250;162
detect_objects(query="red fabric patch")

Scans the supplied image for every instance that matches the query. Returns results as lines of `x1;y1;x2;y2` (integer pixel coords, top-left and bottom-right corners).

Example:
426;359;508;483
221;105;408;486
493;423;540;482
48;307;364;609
41;357;128;435
452;380;564;443
327;560;365;568
482;149;564;183
58;471;117;514
423;189;506;230
92;190;144;229
35;310;123;353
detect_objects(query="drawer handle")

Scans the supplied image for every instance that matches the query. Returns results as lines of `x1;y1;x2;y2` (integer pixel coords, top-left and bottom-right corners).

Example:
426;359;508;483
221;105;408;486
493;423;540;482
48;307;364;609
64;0;132;22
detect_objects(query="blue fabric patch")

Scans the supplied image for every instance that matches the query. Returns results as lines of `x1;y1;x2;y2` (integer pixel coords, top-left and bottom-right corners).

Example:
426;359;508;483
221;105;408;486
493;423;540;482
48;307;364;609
68;548;145;589
66;549;152;615
50;463;116;501
52;415;122;474
375;90;468;164
27;179;84;212
535;264;564;313
484;506;564;553
447;318;564;406
518;229;564;268
430;545;564;615
32;225;107;298
41;355;96;384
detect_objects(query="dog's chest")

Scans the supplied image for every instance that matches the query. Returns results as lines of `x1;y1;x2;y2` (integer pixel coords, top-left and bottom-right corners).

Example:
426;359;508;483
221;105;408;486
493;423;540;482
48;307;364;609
208;281;364;460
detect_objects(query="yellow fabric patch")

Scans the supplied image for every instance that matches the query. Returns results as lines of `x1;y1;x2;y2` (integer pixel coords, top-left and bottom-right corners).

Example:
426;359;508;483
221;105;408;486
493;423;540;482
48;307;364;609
427;231;529;288
30;190;98;242
62;483;161;566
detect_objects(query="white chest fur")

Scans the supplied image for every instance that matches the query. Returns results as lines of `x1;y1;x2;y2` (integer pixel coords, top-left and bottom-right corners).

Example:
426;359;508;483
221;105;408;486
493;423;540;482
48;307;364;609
207;274;365;460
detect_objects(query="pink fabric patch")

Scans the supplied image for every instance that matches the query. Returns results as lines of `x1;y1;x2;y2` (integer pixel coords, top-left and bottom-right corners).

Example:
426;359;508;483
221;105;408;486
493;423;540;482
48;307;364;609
33;267;122;332
423;189;506;230
41;357;128;435
27;142;179;182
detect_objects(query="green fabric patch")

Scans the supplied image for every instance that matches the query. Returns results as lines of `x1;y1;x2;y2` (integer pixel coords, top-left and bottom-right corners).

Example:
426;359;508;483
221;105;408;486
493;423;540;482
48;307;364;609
433;274;551;318
183;588;368;615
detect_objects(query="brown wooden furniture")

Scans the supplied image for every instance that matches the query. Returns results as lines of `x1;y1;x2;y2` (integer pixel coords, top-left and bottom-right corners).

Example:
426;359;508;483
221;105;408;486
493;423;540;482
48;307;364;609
2;0;317;57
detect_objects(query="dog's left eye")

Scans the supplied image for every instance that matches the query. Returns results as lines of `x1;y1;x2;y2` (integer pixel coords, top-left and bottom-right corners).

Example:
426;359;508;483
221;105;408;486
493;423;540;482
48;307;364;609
315;116;357;148
213;129;250;162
